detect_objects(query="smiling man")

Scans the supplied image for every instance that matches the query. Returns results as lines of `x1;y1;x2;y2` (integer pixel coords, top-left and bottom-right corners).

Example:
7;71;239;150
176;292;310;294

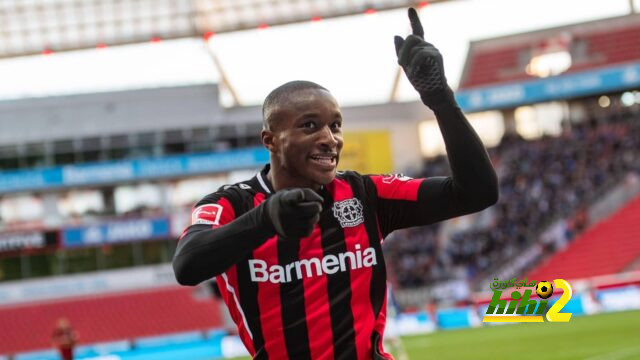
173;8;498;360
261;81;343;190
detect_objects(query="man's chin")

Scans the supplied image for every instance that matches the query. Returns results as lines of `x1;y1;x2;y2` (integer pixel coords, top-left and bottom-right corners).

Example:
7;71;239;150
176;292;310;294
312;169;337;186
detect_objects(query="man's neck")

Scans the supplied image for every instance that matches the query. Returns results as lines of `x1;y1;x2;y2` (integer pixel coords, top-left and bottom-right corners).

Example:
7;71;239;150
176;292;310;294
267;165;321;192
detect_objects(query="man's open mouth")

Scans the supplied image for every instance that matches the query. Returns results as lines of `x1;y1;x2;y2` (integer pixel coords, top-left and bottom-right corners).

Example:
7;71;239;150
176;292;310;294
310;154;337;167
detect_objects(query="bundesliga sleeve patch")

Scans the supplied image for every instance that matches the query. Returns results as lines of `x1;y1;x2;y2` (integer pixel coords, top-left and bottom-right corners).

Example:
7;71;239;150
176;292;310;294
381;173;413;184
371;174;421;201
191;204;224;226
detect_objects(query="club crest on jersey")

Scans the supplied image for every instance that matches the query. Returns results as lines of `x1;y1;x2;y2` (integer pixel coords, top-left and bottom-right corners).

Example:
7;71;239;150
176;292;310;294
332;198;364;228
192;204;223;226
382;173;413;184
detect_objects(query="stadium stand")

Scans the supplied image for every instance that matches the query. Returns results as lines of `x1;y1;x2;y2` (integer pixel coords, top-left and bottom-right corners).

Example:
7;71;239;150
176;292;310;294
385;111;640;289
0;286;222;354
527;194;640;280
459;13;640;89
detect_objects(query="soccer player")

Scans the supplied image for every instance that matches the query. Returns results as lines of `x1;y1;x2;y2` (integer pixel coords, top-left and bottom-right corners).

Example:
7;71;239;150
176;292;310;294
173;8;498;360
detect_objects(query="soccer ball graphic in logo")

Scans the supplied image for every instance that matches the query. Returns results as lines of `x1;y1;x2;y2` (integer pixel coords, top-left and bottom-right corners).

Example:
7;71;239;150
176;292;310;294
536;281;554;299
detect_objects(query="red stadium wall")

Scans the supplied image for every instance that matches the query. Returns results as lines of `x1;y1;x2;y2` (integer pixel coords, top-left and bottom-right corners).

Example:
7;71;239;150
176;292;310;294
527;194;640;281
0;285;222;355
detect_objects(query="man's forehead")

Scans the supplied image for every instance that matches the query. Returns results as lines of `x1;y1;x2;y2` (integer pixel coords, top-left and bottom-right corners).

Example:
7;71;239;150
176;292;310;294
264;88;341;130
285;88;339;110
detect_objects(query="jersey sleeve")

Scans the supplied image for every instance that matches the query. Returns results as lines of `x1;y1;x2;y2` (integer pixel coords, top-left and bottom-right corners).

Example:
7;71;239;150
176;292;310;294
366;174;426;237
179;192;237;242
368;174;423;202
190;195;236;228
173;186;274;285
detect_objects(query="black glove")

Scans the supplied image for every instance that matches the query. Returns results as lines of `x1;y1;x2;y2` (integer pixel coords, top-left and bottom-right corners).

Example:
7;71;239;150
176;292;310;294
394;8;455;109
263;188;323;239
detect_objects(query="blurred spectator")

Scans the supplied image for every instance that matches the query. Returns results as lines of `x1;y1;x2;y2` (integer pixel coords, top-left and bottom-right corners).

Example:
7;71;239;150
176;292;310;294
51;317;77;360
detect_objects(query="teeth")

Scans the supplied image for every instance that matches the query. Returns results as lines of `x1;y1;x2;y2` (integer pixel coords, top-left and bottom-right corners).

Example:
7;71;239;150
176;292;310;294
311;155;335;159
311;156;334;165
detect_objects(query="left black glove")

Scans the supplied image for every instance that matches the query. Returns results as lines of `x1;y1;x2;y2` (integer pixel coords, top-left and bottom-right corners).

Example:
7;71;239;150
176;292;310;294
394;8;455;109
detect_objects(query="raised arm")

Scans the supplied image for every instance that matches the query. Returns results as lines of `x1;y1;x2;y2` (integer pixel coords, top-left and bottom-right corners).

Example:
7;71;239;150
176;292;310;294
374;8;498;236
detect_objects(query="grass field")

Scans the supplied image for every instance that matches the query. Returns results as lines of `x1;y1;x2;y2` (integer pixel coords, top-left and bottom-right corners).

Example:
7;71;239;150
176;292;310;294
235;310;640;359
399;310;640;360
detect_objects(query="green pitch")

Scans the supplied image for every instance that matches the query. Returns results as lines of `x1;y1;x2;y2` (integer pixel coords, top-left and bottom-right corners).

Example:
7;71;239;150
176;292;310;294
402;310;640;360
232;310;640;360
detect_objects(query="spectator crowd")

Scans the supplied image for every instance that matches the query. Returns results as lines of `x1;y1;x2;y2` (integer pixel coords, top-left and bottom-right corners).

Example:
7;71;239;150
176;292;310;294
385;111;640;289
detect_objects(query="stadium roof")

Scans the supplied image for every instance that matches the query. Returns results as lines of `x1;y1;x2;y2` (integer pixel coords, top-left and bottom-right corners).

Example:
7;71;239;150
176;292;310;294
0;0;448;59
0;0;637;106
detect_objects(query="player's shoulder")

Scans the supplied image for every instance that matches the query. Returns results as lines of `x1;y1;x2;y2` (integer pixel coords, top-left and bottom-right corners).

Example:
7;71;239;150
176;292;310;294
335;171;418;194
336;170;411;184
195;178;262;208
334;170;377;195
368;173;415;184
335;170;365;181
216;181;256;194
336;170;412;181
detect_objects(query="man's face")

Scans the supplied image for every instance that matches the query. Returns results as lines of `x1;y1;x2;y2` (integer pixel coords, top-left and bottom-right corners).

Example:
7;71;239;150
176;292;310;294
263;88;344;188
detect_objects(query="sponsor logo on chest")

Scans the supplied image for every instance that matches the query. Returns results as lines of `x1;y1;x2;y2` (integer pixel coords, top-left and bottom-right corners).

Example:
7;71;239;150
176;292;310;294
332;198;364;228
249;244;377;283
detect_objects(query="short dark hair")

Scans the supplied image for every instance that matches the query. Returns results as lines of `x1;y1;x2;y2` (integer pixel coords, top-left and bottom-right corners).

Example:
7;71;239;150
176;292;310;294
262;80;328;130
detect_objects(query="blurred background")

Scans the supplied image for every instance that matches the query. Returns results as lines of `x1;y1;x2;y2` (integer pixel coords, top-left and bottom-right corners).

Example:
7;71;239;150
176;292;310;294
0;0;639;359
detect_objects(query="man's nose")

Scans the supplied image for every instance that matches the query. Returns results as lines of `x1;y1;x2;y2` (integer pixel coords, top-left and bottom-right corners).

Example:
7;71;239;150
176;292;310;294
318;125;339;147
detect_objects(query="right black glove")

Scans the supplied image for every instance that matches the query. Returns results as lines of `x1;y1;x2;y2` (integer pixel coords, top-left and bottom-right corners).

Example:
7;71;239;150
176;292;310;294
263;188;323;239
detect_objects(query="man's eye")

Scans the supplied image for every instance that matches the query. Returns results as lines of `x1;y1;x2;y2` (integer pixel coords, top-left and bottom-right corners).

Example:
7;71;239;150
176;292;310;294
332;121;342;130
301;122;316;129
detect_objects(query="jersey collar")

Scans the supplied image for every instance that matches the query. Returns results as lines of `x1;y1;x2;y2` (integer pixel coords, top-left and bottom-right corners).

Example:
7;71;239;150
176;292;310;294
256;164;275;194
255;163;328;194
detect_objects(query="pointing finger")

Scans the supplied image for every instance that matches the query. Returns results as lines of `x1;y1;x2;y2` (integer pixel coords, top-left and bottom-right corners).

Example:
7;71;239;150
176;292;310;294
408;8;424;39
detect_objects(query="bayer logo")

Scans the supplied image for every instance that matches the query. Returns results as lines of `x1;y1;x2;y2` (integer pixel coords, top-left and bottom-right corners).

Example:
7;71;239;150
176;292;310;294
332;198;364;228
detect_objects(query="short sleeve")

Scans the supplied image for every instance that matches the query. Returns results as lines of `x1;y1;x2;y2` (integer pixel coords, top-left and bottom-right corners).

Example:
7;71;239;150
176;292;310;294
368;174;422;201
191;196;236;229
365;174;427;237
178;192;238;242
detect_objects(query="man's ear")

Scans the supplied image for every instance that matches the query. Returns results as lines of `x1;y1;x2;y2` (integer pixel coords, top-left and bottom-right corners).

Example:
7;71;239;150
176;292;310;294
261;129;277;152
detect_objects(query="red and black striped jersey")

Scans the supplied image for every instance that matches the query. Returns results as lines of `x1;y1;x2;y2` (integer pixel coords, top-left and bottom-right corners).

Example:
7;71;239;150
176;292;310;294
183;165;425;359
